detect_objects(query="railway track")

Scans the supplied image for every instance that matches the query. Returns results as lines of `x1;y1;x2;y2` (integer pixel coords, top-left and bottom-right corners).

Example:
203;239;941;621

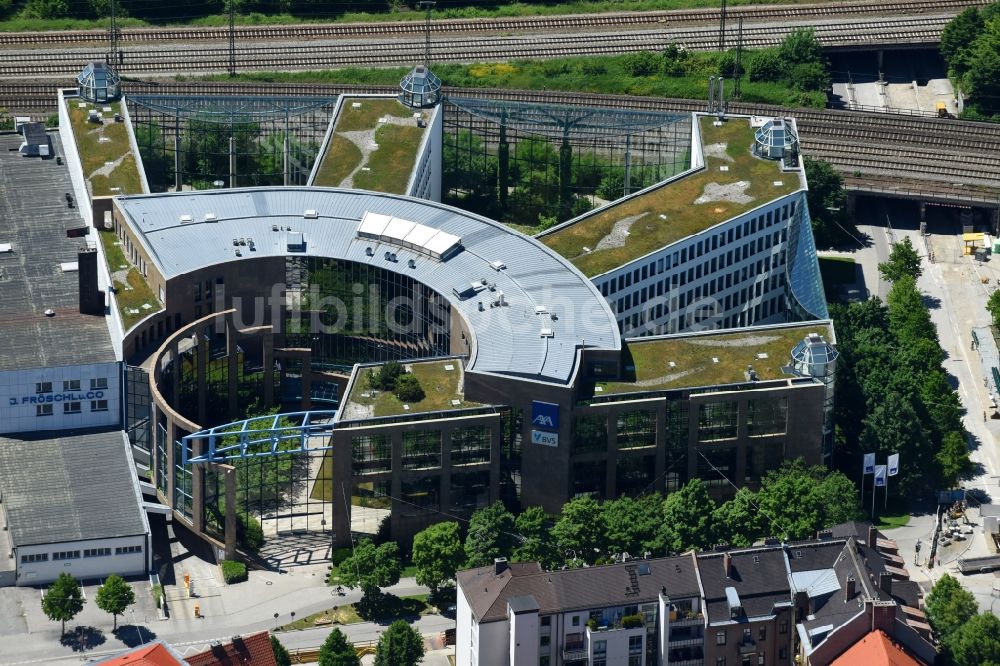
0;16;952;79
7;81;998;199
0;0;986;47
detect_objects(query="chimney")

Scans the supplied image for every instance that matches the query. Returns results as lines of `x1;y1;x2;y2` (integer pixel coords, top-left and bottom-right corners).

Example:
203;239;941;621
868;525;878;550
845;576;856;600
77;245;104;315
723;552;732;578
870;599;896;634
879;572;893;595
494;557;508;575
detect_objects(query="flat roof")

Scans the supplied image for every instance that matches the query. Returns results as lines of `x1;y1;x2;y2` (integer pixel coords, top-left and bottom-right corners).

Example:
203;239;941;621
596;321;835;395
0;429;148;548
0;133;116;372
540;115;804;277
342;359;483;420
114;187;620;384
312;97;430;194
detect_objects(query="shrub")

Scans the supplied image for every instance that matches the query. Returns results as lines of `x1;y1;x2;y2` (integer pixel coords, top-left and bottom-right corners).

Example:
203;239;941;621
717;51;744;79
393;374;425;402
620;613;644;629
622;51;661;77
220;560;248;584
747;49;783;82
237;513;265;553
587;618;599;631
151;583;163;608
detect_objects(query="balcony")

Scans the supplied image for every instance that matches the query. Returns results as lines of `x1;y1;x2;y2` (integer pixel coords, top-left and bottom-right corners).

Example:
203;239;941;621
668;637;703;649
668;611;705;628
562;643;588;662
670;660;704;666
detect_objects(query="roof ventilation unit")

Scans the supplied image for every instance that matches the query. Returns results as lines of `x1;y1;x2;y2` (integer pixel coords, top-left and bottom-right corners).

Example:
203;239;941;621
304;209;319;219
365;247;374;257
408;259;416;268
204;212;218;222
540;328;553;338
491;260;506;271
179;214;193;224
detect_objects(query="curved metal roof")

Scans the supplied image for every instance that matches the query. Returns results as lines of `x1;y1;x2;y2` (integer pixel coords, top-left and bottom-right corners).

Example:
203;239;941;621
113;187;621;384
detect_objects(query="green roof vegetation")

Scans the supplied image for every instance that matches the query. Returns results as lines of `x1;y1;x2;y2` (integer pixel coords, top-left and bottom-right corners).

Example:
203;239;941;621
313;97;428;194
66;99;143;197
596;322;832;395
541;116;800;277
98;228;161;330
345;360;481;418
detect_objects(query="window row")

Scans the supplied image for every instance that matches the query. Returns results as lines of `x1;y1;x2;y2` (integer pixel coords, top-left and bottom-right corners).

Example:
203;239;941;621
35;377;109;394
351;425;491;473
36;400;108;417
599;203;794;297
21;544;140;564
619;284;786;337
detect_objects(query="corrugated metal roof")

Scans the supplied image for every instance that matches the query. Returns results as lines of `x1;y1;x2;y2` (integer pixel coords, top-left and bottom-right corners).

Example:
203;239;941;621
114;187;620;384
0;429;148;547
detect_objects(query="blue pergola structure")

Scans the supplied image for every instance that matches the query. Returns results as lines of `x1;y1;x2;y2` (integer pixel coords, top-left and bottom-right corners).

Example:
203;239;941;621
181;410;337;465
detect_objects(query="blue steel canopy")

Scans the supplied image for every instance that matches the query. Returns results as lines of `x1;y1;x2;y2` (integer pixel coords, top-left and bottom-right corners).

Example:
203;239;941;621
181;410;337;464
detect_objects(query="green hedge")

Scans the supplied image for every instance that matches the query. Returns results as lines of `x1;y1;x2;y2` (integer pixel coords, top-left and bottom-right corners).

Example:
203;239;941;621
220;560;248;584
620;613;644;629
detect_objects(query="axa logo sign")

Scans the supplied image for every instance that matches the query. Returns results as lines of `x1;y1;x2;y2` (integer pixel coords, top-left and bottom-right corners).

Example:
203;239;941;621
531;401;559;431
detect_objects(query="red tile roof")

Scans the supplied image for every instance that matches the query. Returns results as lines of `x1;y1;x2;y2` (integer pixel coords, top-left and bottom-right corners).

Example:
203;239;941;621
186;631;277;666
831;630;926;666
92;642;185;666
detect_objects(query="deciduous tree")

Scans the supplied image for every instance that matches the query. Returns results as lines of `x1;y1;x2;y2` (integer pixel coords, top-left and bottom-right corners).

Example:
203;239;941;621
925;574;979;644
42;573;85;635
465;502;516;568
95;574;135;630
374;620;424;666
552;496;608;564
948;612;1000;666
318;627;360;666
878;237;923;283
337;539;401;602
411;521;464;594
271;634;293;666
512;506;558;568
661;479;717;553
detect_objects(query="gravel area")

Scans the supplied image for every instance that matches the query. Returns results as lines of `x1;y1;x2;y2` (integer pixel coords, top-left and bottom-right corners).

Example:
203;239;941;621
694;180;753;205
702;142;734;161
687;334;781;347
594;213;648;251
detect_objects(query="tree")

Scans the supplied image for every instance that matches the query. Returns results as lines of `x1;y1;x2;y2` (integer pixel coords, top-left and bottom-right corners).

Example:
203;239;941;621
747;48;783;82
337;539;402;602
601;494;664;557
988;289;1000;329
374;620;424;666
941;7;984;77
318;628;360;666
512;506;558;568
778;28;825;67
878;237;922;283
713;488;763;547
755;461;862;540
41;572;85;635
552;496;608;565
948;612;1000;666
937;431;972;488
465;502;516;567
411;522;464;594
925;574;979;645
661;480;717;553
95;574;135;630
392;374;425;403
271;634;293;666
802;157;854;247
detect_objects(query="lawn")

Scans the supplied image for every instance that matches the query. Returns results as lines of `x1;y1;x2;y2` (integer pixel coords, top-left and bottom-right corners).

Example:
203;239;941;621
540;116;800;277
278;604;362;631
333;98;414;133
353;124;424;194
66;100;143;196
313;135;363;187
98;228;160;329
597;322;831;395
347;361;480;417
876;513;911;530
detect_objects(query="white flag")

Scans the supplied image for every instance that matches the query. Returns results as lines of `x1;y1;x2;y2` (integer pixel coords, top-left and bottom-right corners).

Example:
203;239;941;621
863;453;876;475
874;465;887;487
887;453;900;477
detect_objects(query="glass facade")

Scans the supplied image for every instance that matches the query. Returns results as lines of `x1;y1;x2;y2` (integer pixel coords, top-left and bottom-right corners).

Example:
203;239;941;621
785;198;830;321
402;431;442;470
747;398;787;437
617;410;656;449
77;61;120;103
575;413;608;453
451;425;491;465
617;454;655;496
698;402;739;442
697;446;737;487
353;434;391;474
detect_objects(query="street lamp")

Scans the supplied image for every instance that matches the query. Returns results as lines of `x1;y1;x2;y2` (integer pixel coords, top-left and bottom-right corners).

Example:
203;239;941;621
273;612;279;630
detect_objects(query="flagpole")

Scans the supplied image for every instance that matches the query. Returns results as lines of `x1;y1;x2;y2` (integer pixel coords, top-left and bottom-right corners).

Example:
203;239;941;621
885;472;889;510
872;470;876;518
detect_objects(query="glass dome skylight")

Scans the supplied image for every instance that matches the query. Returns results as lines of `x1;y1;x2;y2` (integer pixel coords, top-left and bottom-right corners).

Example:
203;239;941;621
78;61;121;104
753;117;798;160
399;66;442;109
